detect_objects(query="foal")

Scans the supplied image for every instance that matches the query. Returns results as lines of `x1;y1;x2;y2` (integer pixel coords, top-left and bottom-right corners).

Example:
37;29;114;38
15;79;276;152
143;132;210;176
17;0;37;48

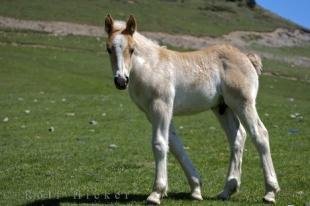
104;15;280;205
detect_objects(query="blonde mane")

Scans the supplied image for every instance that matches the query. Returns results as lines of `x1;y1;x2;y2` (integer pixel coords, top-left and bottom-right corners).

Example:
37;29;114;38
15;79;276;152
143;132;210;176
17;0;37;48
113;20;160;48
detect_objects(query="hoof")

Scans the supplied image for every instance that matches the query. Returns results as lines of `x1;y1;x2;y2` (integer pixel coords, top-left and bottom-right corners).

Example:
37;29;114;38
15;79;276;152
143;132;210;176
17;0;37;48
263;184;280;204
217;178;239;201
191;188;203;200
263;191;276;204
147;192;161;205
217;190;230;201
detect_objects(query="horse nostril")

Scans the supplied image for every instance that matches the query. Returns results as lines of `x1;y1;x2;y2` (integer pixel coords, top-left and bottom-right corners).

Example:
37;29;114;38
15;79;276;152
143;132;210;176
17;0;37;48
114;76;127;90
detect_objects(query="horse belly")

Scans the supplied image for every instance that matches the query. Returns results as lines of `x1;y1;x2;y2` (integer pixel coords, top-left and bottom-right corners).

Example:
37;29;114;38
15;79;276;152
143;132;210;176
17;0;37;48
173;86;219;115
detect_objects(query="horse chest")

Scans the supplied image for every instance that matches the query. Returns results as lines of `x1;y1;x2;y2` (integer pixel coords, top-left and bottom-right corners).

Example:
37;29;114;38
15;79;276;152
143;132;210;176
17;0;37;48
128;81;150;113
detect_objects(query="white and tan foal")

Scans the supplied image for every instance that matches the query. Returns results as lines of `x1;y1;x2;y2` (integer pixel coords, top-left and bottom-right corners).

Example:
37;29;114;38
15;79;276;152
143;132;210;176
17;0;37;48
104;15;280;205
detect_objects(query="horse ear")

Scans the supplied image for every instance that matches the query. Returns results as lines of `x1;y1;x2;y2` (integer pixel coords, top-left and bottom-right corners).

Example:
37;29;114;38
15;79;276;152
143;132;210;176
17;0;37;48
125;15;136;35
105;14;114;34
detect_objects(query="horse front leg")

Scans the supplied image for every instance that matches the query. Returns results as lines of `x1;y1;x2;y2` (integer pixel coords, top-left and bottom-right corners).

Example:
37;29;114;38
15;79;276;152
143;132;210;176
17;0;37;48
146;99;173;205
213;107;246;200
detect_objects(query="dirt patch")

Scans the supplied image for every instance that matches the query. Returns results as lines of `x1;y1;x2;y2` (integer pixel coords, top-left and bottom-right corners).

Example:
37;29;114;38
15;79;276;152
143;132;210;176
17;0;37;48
143;29;310;49
1;16;310;67
257;52;310;68
0;41;96;53
224;29;310;48
0;16;103;36
1;16;309;47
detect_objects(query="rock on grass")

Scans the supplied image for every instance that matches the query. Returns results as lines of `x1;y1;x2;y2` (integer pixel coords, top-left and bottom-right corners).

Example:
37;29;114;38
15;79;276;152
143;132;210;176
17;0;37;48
288;128;299;135
65;112;75;117
290;112;303;121
48;126;55;132
109;144;118;149
89;120;98;125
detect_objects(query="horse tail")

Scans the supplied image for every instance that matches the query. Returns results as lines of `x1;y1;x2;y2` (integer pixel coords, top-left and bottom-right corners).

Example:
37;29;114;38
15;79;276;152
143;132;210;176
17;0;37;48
247;52;262;75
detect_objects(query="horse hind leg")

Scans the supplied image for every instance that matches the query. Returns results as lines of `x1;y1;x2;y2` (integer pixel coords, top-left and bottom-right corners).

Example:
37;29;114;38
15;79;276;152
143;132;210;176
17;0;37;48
233;101;280;203
213;106;246;200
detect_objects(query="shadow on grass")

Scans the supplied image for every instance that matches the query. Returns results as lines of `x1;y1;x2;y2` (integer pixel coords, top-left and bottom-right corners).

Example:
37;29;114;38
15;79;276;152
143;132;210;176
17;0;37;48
23;192;220;205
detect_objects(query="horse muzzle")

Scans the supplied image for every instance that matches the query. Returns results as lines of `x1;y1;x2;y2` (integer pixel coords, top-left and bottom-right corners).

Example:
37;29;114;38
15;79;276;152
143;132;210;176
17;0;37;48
114;76;129;90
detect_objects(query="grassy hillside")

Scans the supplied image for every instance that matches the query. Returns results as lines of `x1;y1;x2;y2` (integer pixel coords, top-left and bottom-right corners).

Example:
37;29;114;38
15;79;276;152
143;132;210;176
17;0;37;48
0;0;299;36
0;30;309;206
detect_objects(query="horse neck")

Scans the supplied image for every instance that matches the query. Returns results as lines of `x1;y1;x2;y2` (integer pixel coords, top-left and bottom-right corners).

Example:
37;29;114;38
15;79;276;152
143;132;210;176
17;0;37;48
132;32;160;69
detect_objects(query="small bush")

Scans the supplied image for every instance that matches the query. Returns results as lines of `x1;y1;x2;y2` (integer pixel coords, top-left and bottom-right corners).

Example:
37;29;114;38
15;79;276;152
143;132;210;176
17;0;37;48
246;0;256;9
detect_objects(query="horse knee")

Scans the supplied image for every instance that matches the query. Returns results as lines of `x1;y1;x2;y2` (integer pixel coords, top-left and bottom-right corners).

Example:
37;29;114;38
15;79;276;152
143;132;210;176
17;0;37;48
153;139;168;158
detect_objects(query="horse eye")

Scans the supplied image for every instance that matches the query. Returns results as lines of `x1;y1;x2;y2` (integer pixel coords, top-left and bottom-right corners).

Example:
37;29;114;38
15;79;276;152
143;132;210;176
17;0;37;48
106;47;112;54
129;48;134;55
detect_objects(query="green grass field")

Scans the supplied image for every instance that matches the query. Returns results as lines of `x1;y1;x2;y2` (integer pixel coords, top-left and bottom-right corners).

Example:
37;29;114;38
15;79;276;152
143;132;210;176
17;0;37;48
0;0;298;36
0;30;309;205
